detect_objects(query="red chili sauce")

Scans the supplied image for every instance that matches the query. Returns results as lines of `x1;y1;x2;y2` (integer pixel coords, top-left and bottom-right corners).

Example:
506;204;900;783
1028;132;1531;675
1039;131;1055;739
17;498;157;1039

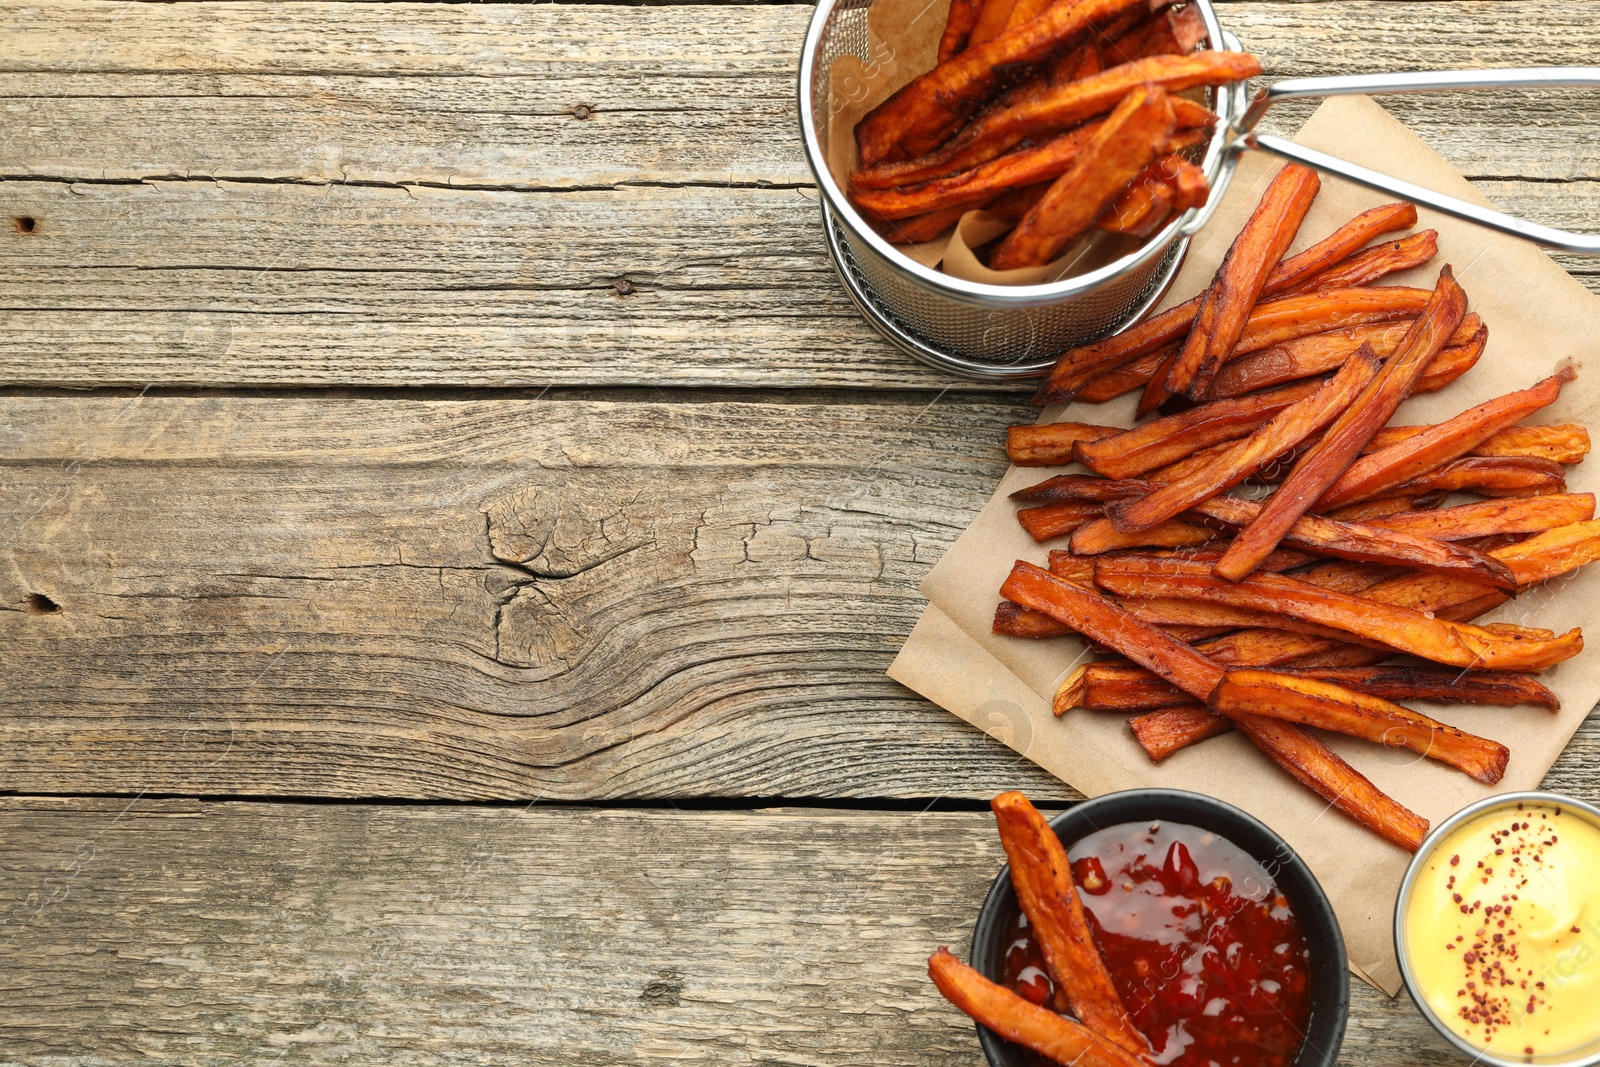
998;820;1312;1067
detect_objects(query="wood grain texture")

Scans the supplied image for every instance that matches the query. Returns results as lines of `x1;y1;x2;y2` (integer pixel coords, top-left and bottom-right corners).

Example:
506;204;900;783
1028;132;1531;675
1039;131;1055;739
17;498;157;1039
1;178;1595;389
3;2;1600;388
0;798;1473;1065
0;392;1077;800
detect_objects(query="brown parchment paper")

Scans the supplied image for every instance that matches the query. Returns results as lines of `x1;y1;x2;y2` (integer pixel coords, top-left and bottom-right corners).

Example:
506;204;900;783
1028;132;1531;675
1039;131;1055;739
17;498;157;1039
889;93;1600;997
822;0;1133;282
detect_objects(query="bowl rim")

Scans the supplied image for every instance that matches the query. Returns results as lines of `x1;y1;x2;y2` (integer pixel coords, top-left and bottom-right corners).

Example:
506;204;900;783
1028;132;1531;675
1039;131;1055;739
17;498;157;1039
795;0;1248;309
1393;789;1600;1067
969;787;1349;1067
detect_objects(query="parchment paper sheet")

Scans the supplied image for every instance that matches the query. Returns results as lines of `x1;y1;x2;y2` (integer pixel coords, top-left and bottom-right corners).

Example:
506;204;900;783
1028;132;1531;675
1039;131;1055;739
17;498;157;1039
889;94;1600;996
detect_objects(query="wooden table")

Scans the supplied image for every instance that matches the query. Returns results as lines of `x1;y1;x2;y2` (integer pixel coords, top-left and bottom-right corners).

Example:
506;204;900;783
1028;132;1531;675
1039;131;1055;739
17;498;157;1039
3;1;1599;1062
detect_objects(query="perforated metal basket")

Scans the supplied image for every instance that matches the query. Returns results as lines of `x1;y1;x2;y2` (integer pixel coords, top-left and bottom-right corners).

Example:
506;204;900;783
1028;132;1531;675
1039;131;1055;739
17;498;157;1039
798;0;1249;379
800;0;1600;381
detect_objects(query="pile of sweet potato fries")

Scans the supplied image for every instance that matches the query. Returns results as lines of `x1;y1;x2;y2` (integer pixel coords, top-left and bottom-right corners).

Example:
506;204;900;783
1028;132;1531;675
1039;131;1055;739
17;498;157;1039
994;164;1598;852
927;792;1158;1067
849;0;1260;266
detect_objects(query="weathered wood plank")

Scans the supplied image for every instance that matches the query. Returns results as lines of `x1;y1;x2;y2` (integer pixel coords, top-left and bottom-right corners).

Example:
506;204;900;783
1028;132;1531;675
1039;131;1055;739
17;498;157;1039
0;392;1075;800
7;2;1600;187
0;799;1468;1064
2;177;1596;389
4;393;1598;801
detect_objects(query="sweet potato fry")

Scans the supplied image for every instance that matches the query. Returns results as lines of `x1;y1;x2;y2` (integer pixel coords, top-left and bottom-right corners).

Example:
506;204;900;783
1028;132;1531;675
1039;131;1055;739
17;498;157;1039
1048;41;1103;84
1164;164;1322;399
1047;549;1097;586
890;52;1260;189
1372;494;1596;542
1496;519;1600;587
853;127;1097;213
1113;595;1362;638
1000;565;1429;846
1033;277;1430;405
1073;379;1323;479
1043;513;1215;548
1105;348;1379;533
938;0;983;61
1205;314;1481;401
878;202;978;244
1006;421;1118;466
855;0;1153;166
1016;500;1103;540
1262;202;1420;294
1001;561;1226;699
1367;422;1590;466
1414;326;1487;393
994;600;1075;638
1060;662;1560;713
1320;368;1577;508
990;792;1149;1053
1286;229;1439;295
966;0;1021;48
927;949;1148;1067
1010;474;1149;503
1325;492;1446;523
1160;494;1519;589
1393;455;1567;498
1103;5;1206;65
1214;268;1468;581
1235;713;1430;850
1129;707;1232;760
1094;556;1582;670
1210;669;1510;784
1100;165;1177;237
991;87;1176;270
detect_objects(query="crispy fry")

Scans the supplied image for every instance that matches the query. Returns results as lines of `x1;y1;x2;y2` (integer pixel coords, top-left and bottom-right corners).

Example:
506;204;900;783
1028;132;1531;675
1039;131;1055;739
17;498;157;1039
1074;379;1323;479
1288;229;1439;295
1129;706;1233;760
1162;494;1519;589
991;87;1177;270
994;600;1075;638
881;52;1259;189
1237;713;1430;850
1035;511;1214;547
1206;313;1481;401
1001;562;1428;846
1414;326;1487;393
1006;421;1118;466
1034;278;1430;405
1094;556;1582;670
1101;166;1177;237
966;0;1021;48
990;792;1149;1053
1372;494;1596;542
1214;268;1468;581
1393;455;1568;498
855;0;1153;166
853;127;1096;213
1320;369;1577;509
1325;492;1446;523
1001;560;1226;699
1114;594;1361;638
1497;519;1600;587
1047;549;1097;586
1010;474;1149;503
938;0;983;61
1211;670;1510;784
1263;202;1420;294
1367;422;1590;466
1016;500;1104;540
878;202;978;244
1061;662;1560;713
1164;164;1322;399
1106;349;1380;533
1104;5;1206;64
1048;41;1103;84
927;949;1149;1067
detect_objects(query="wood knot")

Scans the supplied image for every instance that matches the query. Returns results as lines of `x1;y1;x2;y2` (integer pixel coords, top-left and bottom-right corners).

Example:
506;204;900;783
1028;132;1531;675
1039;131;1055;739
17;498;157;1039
639;970;682;1007
24;592;60;614
571;103;595;120
13;216;36;235
612;277;636;297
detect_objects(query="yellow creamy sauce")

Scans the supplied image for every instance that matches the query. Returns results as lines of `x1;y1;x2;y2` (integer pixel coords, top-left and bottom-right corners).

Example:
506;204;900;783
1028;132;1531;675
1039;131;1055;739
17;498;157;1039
1405;803;1600;1059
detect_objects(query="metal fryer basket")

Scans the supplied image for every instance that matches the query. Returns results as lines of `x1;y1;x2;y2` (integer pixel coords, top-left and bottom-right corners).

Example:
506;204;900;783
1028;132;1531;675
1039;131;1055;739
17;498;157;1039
797;0;1248;379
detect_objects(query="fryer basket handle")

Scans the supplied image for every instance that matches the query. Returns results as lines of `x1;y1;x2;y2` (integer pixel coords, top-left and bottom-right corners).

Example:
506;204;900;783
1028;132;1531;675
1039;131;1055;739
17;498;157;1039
1229;68;1600;255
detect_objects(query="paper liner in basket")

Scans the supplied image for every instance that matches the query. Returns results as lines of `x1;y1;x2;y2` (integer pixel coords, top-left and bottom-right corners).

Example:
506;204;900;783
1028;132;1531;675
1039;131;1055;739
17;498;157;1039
890;94;1600;997
822;0;1135;282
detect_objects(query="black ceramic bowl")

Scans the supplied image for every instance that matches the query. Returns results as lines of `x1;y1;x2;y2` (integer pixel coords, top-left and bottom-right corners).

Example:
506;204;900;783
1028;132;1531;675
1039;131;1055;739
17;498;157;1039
969;788;1349;1067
